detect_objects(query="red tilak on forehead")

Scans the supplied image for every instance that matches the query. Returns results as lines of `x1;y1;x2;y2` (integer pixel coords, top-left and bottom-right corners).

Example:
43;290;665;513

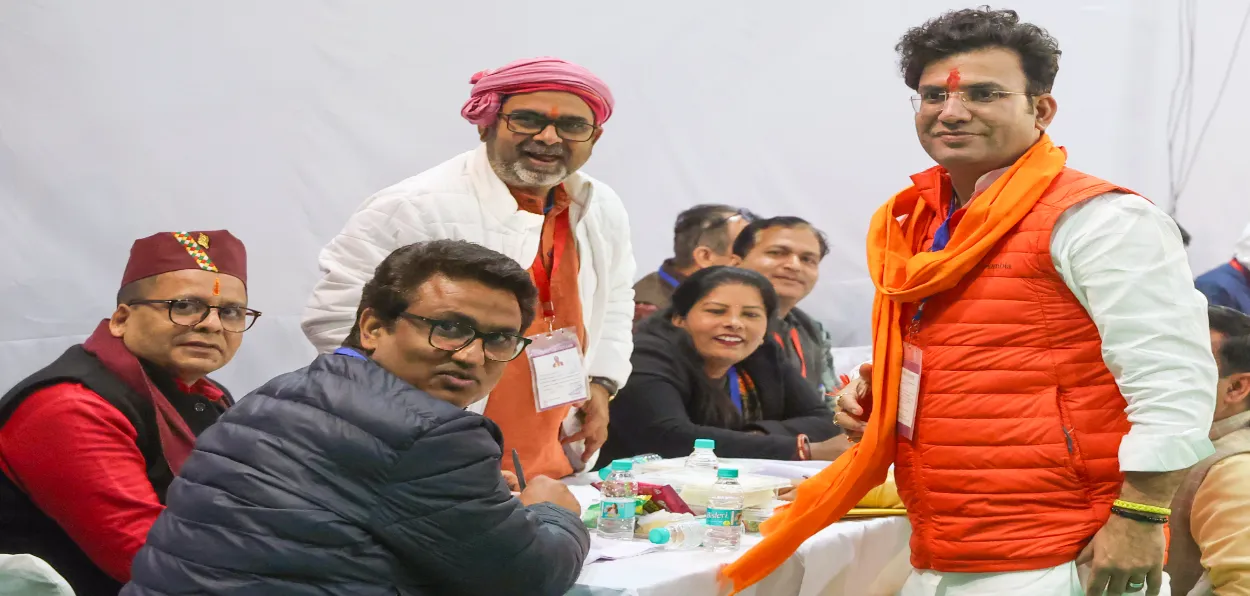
546;107;561;118
212;277;220;296
946;68;961;92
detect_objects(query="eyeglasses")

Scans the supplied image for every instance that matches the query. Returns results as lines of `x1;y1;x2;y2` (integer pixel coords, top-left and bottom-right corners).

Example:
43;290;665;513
127;299;262;333
910;89;1031;113
398;313;531;362
499;112;598;142
694;209;759;248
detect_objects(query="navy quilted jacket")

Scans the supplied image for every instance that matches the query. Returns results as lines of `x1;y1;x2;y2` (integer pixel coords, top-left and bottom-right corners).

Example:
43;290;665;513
122;353;590;595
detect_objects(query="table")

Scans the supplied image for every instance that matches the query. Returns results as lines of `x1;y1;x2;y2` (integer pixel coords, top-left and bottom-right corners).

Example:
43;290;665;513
569;512;911;596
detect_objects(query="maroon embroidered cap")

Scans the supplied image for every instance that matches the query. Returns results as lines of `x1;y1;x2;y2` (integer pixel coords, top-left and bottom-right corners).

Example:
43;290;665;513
120;230;247;288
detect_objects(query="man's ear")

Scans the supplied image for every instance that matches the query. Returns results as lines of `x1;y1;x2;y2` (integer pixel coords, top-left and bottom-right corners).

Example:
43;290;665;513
1034;93;1058;132
591;127;604;146
671;314;687;329
728;254;743;267
478;125;493;143
108;305;131;338
1227;372;1250;405
357;308;386;352
692;246;718;269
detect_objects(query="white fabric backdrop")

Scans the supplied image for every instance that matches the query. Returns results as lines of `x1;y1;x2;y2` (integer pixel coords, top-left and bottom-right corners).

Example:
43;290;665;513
1;0;1245;394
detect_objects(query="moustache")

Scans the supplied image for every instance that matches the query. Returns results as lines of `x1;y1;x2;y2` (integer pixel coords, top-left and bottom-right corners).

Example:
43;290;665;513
520;143;565;157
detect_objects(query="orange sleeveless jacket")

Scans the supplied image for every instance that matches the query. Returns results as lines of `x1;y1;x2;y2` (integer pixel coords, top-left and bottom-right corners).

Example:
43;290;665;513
898;166;1132;573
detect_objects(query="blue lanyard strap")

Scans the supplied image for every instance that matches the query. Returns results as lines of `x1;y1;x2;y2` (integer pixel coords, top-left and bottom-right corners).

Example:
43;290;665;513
728;366;743;413
657;268;682;289
334;347;368;360
912;200;959;327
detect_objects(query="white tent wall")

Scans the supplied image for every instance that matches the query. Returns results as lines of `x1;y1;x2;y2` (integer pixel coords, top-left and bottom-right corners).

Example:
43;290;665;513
0;0;1243;394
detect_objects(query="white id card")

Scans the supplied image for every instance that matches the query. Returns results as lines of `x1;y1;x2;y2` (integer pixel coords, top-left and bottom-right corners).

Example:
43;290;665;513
897;342;922;440
526;327;589;411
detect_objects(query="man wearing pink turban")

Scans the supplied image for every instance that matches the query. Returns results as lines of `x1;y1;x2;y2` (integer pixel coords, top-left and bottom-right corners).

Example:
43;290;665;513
304;57;635;481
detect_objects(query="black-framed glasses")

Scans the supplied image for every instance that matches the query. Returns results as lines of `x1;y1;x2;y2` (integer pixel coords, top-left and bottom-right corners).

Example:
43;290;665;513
398;313;531;362
500;112;598;142
127;299;262;333
910;88;1031;113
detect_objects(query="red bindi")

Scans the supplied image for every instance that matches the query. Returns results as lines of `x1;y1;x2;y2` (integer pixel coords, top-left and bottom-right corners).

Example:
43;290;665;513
545;107;560;118
946;68;961;93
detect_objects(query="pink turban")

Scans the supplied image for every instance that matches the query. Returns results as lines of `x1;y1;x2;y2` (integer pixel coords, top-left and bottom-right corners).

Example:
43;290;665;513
461;57;614;127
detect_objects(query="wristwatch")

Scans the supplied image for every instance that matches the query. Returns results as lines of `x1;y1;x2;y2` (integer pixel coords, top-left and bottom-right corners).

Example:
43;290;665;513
588;376;620;401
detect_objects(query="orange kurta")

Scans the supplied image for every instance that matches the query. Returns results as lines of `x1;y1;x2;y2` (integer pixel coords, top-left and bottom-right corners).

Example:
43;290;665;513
487;184;587;480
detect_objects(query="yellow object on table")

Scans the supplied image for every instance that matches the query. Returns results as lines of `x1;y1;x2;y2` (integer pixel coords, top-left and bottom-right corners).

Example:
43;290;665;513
845;469;906;518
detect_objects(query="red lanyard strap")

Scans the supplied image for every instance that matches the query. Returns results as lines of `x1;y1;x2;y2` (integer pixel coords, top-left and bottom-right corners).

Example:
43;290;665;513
773;329;807;378
531;210;572;322
1233;258;1249;282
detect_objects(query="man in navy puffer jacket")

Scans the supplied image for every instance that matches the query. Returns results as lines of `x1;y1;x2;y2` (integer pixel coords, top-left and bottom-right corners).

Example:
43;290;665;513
123;240;590;596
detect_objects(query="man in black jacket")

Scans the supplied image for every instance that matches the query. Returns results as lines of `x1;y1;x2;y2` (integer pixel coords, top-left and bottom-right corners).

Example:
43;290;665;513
124;240;590;596
0;230;252;596
732;217;839;398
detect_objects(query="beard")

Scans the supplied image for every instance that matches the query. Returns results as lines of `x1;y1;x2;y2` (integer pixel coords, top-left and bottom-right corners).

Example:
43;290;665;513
487;139;570;188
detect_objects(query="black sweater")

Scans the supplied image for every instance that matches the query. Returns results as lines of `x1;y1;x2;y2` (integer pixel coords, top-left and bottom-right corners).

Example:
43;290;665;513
598;314;838;465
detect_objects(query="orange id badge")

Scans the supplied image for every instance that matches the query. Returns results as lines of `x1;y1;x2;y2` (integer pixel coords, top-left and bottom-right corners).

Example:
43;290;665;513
897;342;922;440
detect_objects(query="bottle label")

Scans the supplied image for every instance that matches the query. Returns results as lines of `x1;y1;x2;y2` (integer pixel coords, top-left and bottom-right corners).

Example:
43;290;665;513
599;497;636;521
705;507;742;527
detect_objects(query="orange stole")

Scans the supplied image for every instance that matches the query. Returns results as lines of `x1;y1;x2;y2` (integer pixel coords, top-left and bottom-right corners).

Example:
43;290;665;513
486;185;587;480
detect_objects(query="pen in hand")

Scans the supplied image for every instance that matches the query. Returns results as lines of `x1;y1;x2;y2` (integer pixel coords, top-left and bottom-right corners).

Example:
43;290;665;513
511;448;527;491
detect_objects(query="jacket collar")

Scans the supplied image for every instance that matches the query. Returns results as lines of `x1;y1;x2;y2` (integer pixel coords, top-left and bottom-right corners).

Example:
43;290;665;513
468;144;594;223
1212;409;1250;442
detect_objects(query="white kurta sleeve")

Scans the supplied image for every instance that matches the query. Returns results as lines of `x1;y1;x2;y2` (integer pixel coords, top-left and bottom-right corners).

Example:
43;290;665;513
1051;193;1217;472
586;197;636;387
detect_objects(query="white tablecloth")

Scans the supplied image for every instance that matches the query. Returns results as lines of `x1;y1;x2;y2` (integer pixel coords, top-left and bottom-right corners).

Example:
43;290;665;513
569;515;911;596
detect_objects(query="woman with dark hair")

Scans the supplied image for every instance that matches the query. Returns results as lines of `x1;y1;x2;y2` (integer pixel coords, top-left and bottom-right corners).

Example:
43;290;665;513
599;267;843;464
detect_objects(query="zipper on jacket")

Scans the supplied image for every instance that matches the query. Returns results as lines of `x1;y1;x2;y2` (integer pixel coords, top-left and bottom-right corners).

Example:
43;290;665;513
1061;426;1075;454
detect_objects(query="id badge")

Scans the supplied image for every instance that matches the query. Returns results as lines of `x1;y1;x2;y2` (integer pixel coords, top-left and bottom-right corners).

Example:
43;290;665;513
526;327;589;411
897;342;922;440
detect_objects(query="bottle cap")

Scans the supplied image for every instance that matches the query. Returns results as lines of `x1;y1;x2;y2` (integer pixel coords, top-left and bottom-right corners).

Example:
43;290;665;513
648;528;672;544
717;467;739;479
694;438;715;450
611;459;634;471
598;467;612;481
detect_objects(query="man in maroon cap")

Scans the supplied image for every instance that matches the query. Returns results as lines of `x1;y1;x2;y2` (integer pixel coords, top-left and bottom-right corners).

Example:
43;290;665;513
0;230;257;596
303;57;635;482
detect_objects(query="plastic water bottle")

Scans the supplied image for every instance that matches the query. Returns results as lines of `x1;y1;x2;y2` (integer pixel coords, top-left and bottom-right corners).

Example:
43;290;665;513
648;519;707;550
684;438;719;475
705;467;745;551
598;459;637;540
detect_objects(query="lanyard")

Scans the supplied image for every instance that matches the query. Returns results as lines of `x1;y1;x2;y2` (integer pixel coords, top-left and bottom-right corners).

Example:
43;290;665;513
728;366;743;412
530;209;572;328
773;329;807;378
334;347;367;360
911;199;960;332
657;268;682;289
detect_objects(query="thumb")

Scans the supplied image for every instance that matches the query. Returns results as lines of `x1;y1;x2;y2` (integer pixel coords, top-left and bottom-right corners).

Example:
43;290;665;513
1075;541;1094;567
858;362;873;380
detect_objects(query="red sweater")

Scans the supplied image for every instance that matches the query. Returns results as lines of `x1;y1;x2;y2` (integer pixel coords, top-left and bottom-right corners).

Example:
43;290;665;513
0;379;223;582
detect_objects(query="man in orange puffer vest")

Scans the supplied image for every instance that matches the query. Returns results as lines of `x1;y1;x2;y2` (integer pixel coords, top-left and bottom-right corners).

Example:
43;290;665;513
722;7;1218;596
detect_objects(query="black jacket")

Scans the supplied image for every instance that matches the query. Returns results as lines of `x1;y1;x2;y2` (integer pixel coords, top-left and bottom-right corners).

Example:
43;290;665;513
599;314;838;465
123;353;590;596
0;346;230;596
770;307;837;395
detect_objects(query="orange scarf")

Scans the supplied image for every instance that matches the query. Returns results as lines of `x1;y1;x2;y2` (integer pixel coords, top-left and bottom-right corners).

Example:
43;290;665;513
720;136;1067;592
